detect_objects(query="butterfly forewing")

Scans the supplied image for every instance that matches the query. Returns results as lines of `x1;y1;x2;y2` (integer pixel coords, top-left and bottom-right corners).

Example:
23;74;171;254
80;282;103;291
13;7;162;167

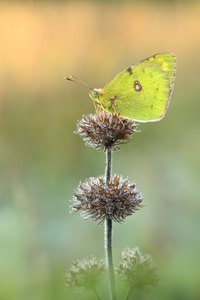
100;53;176;122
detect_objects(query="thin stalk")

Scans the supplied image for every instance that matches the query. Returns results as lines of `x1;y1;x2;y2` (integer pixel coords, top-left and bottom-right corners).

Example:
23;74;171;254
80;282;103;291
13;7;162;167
93;288;102;300
104;148;117;300
105;147;112;182
124;287;134;300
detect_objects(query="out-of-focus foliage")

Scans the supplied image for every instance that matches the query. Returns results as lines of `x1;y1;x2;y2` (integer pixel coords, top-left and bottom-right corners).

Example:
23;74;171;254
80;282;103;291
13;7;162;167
0;1;200;299
66;256;105;289
117;248;159;292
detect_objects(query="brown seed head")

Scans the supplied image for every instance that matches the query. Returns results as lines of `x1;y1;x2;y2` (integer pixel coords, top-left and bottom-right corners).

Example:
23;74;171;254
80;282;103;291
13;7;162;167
76;111;137;151
71;175;143;223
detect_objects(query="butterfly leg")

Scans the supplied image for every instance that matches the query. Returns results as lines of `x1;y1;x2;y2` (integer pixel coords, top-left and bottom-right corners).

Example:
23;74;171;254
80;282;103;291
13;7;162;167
109;96;118;115
92;100;98;112
93;98;105;114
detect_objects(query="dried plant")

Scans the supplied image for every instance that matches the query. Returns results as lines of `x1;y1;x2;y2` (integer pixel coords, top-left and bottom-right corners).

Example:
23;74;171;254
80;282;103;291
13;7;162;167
67;111;159;300
71;175;142;223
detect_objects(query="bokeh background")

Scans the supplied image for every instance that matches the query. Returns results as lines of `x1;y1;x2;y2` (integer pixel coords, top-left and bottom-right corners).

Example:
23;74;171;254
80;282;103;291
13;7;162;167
0;0;200;299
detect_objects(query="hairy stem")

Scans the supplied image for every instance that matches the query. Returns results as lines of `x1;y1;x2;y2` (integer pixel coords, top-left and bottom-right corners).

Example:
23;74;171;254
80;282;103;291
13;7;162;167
105;147;112;182
104;148;117;300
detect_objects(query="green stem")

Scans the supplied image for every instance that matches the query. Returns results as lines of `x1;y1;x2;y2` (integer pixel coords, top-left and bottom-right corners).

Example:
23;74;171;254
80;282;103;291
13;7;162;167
104;148;117;300
124;287;134;300
93;287;102;300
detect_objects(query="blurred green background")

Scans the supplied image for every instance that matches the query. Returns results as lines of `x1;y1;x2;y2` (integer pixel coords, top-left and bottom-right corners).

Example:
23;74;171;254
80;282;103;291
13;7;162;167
0;1;200;299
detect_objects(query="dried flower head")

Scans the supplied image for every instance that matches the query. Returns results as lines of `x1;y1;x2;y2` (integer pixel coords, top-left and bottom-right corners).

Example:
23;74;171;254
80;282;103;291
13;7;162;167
116;248;160;292
66;256;105;289
71;175;143;223
76;111;137;151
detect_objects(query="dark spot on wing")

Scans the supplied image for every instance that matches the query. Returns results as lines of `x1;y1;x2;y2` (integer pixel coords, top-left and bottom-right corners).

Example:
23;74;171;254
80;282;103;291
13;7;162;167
126;67;133;75
134;80;142;92
109;96;117;105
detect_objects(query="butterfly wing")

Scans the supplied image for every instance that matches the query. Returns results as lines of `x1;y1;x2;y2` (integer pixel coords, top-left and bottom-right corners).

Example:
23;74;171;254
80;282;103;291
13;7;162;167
100;53;176;122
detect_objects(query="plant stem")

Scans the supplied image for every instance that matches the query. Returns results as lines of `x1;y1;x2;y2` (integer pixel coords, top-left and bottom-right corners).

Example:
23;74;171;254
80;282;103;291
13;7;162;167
105;147;112;182
124;287;134;300
93;288;102;300
104;148;117;300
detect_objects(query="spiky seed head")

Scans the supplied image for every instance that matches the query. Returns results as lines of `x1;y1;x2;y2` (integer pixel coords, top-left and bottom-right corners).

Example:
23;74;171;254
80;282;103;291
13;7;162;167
116;248;160;292
71;175;143;223
76;111;138;151
66;256;105;289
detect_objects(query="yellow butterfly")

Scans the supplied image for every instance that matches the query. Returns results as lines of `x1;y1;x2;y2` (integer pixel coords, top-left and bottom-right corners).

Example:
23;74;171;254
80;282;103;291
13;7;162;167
67;53;176;122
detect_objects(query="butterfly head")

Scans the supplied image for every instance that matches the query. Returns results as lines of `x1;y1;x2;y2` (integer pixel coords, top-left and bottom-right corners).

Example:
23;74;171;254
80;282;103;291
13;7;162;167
89;88;104;105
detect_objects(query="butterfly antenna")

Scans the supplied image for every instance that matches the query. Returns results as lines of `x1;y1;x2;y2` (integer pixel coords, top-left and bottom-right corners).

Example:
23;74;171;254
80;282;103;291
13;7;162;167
65;75;93;90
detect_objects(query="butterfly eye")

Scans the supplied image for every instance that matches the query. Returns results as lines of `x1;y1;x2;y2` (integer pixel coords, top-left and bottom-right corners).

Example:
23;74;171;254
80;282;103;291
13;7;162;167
134;80;142;92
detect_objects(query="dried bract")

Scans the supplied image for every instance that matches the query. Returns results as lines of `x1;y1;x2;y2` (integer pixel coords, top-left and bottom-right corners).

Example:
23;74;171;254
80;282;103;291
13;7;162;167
76;111;137;151
71;175;143;223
